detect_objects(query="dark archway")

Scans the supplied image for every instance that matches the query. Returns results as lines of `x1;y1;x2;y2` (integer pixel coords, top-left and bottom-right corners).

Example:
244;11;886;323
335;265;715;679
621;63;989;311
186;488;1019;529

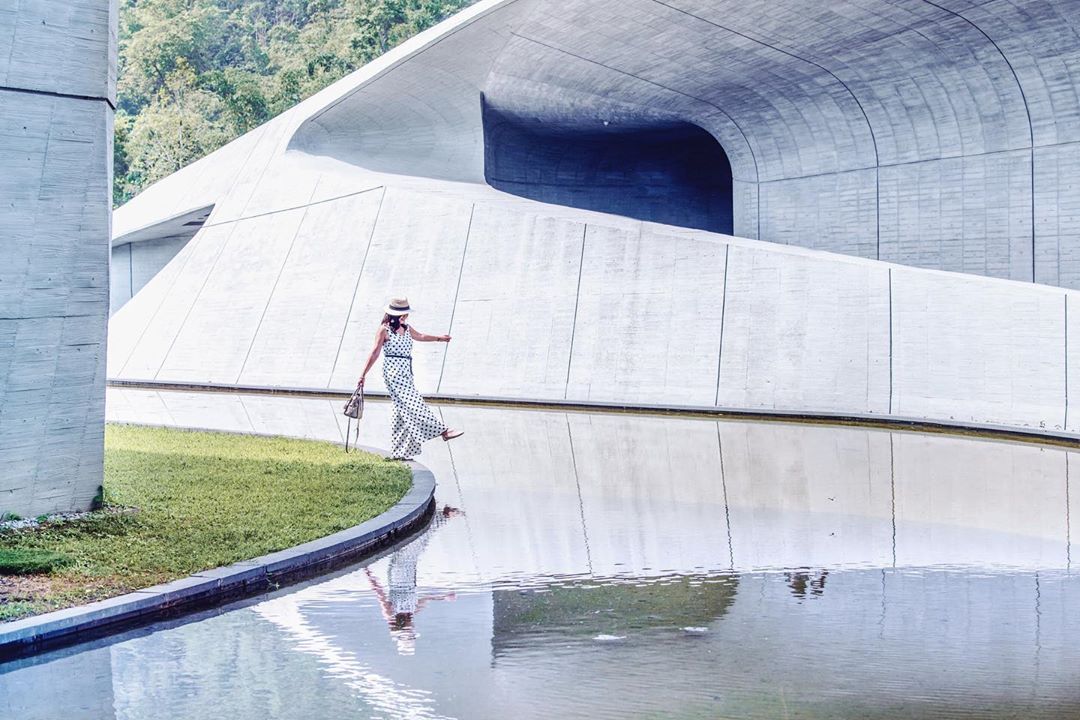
482;99;733;234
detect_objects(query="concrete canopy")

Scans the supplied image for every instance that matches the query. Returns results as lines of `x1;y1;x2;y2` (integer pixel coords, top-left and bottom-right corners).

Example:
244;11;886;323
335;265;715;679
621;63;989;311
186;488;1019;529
109;0;1080;440
279;0;1080;284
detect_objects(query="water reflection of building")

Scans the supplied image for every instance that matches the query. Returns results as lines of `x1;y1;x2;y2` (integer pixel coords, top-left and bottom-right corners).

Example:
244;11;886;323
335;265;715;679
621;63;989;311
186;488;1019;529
108;390;1079;574
491;574;740;649
66;391;1080;717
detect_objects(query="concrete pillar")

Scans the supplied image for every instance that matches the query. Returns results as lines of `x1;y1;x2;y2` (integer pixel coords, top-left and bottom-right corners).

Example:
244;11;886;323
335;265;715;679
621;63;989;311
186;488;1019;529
0;0;116;516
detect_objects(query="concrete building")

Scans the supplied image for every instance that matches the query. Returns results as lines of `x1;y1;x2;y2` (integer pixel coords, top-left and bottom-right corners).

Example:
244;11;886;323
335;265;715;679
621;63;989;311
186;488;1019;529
108;0;1080;441
0;2;115;518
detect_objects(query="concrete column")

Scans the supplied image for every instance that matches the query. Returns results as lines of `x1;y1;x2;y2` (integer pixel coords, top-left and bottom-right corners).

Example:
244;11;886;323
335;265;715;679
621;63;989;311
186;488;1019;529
0;0;116;516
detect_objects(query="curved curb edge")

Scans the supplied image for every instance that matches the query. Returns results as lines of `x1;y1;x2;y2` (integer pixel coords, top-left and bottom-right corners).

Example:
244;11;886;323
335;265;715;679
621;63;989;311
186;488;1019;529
0;452;436;662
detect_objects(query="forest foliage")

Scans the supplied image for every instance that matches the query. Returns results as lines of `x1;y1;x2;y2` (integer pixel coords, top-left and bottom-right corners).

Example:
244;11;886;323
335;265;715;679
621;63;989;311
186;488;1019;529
114;0;475;206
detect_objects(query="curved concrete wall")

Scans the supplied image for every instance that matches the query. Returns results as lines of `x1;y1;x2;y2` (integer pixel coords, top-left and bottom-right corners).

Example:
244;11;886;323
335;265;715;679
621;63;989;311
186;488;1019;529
1;1;115;517
109;178;1080;436
107;0;1080;439
275;0;1080;286
111;0;1080;290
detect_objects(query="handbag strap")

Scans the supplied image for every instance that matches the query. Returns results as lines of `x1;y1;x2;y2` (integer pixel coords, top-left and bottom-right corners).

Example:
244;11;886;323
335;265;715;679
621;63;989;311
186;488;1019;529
345;381;364;453
344;408;361;453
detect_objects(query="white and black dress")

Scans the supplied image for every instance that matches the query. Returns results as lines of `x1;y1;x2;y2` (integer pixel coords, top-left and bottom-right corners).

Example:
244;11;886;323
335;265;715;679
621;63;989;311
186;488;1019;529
382;324;446;458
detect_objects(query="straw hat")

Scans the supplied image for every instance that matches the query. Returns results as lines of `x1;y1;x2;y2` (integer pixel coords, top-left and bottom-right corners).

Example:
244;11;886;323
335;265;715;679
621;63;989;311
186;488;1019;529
385;297;412;316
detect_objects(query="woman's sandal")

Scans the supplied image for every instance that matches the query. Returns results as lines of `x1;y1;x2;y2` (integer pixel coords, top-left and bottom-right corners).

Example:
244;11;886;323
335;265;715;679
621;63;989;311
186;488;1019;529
442;429;464;441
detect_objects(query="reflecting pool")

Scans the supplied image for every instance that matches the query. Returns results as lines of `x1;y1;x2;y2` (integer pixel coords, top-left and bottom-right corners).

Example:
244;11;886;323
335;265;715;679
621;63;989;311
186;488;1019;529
2;389;1079;719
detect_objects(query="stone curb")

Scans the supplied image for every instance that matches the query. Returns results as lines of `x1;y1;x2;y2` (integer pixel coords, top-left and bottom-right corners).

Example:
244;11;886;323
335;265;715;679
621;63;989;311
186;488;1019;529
0;449;436;662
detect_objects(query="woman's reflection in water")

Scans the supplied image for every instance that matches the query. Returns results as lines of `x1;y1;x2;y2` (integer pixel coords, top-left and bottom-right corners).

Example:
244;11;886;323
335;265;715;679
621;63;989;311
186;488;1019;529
365;505;462;654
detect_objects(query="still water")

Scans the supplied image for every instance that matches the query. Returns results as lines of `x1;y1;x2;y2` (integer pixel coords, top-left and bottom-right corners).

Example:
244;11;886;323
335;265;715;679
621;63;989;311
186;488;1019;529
2;389;1080;719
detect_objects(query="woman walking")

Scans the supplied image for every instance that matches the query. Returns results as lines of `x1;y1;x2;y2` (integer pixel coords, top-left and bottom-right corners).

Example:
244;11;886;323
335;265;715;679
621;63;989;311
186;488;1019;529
358;297;463;459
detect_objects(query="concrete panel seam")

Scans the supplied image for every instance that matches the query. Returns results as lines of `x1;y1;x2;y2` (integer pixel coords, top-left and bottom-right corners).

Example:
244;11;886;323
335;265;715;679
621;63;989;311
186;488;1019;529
0;84;116;111
714;244;731;407
237;394;258;434
328;187;387;386
126;242;133;304
437;203;476;393
754;144;1063;185
1066;293;1070;429
151;222;240;380
919;0;1035;280
235;181;322;383
203;184;384;229
115;228;203;377
563;223;589;399
888;267;894;415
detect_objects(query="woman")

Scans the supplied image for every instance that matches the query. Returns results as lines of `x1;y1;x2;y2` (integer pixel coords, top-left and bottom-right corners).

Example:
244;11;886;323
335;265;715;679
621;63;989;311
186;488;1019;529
358;297;463;459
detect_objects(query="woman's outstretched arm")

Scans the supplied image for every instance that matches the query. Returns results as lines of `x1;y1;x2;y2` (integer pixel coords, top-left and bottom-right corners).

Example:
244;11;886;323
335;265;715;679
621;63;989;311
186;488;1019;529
358;326;388;385
408;326;451;343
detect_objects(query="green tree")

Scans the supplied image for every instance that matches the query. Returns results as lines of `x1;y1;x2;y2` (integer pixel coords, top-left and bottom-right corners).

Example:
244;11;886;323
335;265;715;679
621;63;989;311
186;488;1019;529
125;61;233;191
114;0;477;205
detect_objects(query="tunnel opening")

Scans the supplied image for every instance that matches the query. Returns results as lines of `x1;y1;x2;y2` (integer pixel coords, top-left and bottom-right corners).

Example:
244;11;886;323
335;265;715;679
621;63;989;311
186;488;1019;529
482;98;733;234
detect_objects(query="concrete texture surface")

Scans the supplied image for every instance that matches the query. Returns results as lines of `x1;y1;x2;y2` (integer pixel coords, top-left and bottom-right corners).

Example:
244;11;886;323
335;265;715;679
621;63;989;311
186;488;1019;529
109;179;1080;436
0;1;115;518
105;0;1080;440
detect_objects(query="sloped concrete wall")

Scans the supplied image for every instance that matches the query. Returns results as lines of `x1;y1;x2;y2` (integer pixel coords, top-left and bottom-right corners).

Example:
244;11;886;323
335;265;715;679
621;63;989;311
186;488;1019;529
106;0;1080;440
109;178;1080;436
1;1;115;517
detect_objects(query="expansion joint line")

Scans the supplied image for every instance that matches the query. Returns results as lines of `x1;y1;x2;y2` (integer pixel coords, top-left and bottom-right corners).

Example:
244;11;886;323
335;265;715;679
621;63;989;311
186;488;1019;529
437;204;475;393
714;244;731;407
919;0;1035;280
150;221;240;381
888;268;894;415
116;231;201;378
328;187;387;386
563;224;589;399
235;181;322;384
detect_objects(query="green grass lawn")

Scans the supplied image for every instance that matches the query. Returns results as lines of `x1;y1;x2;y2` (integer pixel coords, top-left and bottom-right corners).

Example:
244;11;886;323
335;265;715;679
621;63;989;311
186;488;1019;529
0;424;412;622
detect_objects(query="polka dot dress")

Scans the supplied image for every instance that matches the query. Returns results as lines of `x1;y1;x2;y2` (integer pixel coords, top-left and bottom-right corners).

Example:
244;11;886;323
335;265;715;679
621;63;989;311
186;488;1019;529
382;324;447;458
